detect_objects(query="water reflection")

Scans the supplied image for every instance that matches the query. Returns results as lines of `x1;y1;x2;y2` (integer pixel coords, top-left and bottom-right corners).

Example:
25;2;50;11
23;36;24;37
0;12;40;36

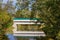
7;34;37;40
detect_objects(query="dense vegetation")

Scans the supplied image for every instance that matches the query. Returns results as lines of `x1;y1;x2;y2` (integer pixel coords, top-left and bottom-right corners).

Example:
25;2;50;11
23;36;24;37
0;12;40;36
0;0;60;40
0;9;13;40
32;0;60;40
15;0;60;40
0;1;13;40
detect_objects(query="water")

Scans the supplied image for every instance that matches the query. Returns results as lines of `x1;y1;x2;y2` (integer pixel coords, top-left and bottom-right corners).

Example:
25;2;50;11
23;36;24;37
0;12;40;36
6;34;16;40
6;34;36;40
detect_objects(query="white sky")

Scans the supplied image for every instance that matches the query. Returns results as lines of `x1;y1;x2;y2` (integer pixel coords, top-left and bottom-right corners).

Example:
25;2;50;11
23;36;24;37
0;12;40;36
3;0;16;4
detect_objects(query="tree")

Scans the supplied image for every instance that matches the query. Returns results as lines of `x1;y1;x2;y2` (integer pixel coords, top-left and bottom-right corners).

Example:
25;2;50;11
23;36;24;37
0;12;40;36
4;0;15;14
32;0;60;40
15;8;32;18
16;0;29;10
0;9;13;40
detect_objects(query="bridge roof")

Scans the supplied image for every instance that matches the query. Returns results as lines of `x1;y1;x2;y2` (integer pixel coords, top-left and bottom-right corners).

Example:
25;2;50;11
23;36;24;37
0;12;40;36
13;18;41;20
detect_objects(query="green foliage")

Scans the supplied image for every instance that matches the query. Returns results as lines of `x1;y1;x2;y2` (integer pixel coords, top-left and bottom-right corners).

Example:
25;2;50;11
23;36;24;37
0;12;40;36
0;0;13;40
15;8;32;18
16;0;29;10
32;0;60;40
0;9;13;28
0;9;13;40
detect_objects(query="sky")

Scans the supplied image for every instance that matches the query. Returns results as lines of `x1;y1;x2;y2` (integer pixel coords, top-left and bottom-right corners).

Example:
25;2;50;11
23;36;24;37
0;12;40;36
2;0;35;11
3;0;8;3
3;0;16;6
2;0;35;6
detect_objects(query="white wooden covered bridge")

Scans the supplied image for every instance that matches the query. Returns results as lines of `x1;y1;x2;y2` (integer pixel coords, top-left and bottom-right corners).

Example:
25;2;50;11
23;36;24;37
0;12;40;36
13;18;45;37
